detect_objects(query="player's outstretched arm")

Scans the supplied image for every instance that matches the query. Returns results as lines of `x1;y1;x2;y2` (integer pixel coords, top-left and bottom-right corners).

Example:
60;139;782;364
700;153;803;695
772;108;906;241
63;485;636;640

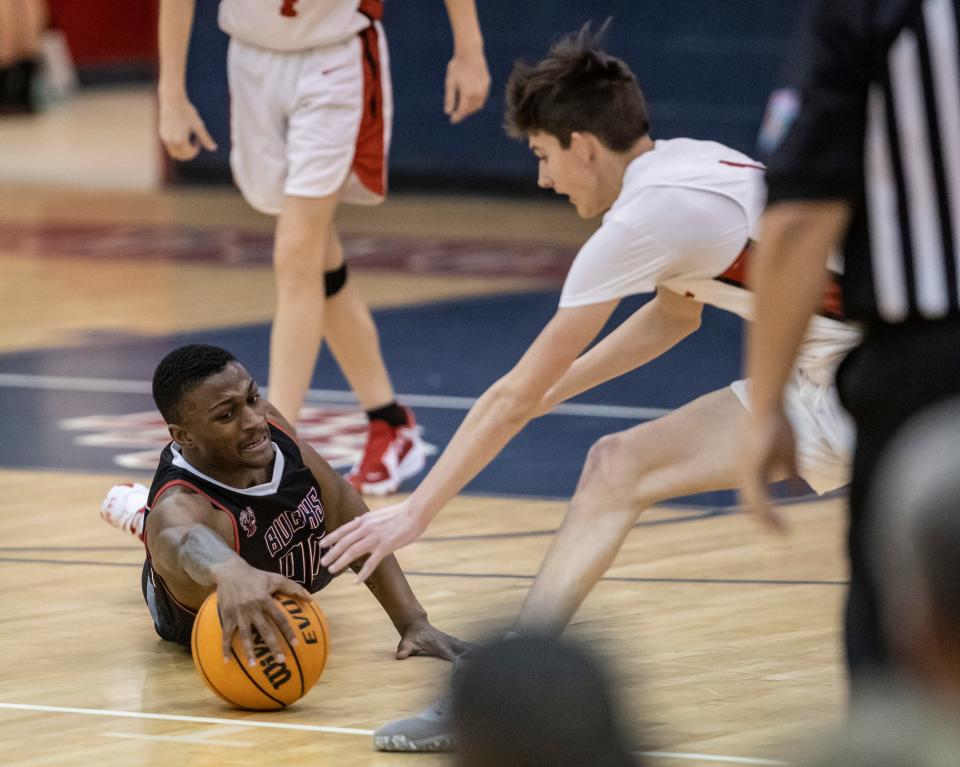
158;0;217;160
440;0;490;123
266;407;471;661
535;286;703;416
319;300;618;580
741;200;850;529
146;489;311;666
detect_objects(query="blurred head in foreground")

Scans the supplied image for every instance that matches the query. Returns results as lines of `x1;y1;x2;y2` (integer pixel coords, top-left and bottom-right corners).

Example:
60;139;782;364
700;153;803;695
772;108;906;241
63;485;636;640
452;635;640;767
869;397;960;710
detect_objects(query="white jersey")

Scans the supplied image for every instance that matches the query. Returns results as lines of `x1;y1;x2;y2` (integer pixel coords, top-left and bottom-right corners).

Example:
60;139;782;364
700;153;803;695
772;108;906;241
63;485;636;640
560;138;861;385
219;0;376;52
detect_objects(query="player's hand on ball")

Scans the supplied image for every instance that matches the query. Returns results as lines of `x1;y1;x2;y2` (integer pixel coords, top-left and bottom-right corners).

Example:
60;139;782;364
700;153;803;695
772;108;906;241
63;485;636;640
319;499;427;582
396;617;474;661
158;95;218;161
444;49;490;124
213;561;313;667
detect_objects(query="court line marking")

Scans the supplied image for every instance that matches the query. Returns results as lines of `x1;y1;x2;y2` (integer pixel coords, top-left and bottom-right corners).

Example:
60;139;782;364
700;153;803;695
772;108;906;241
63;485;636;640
0;510;724;553
0;703;785;765
0;373;669;420
644;752;785;766
0;702;374;736
0;558;847;586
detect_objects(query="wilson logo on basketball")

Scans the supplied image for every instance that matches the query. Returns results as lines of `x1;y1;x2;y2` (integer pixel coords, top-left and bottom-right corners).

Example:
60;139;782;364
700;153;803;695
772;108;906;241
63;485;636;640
251;630;293;690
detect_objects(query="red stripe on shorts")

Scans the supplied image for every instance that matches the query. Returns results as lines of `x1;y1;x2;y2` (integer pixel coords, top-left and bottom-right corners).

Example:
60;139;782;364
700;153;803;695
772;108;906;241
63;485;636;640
352;23;387;198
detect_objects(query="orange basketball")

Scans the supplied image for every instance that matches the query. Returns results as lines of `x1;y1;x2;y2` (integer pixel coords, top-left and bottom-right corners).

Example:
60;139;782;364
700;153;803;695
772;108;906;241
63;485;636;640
191;592;329;710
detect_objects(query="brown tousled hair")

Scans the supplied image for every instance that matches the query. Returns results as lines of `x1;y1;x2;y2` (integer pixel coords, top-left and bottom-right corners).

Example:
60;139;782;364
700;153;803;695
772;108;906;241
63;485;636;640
505;22;650;151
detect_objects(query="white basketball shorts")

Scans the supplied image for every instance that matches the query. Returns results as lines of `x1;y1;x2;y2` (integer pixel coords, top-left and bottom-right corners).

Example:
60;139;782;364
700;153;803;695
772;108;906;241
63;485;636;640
226;21;393;215
731;368;853;494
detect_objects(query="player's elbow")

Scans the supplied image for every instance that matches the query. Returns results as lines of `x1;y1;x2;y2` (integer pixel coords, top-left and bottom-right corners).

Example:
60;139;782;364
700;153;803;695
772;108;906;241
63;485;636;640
487;377;540;425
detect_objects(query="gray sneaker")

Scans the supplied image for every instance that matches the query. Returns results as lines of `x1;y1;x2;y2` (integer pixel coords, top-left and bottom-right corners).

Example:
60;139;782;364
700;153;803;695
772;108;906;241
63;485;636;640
373;692;454;752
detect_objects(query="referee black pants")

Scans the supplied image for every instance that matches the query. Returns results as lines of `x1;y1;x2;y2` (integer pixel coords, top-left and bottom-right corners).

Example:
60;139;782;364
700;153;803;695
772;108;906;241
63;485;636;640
835;316;960;690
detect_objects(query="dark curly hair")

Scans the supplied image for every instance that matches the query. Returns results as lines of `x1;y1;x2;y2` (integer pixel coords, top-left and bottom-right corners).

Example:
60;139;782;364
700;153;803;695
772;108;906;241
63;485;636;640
504;22;650;151
152;344;237;424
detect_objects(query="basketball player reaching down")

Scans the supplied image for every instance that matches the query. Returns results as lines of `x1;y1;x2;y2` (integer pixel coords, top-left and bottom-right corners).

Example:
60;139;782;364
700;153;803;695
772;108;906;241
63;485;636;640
107;344;468;666
315;27;861;750
158;0;491;494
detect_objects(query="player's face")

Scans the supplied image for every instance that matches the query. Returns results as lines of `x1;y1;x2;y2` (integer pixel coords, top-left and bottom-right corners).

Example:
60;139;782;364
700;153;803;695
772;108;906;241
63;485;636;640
173;362;274;473
528;132;607;218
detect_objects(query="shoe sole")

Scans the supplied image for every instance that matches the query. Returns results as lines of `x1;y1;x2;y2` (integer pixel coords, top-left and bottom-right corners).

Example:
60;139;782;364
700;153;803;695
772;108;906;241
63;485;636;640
353;434;427;496
373;733;455;752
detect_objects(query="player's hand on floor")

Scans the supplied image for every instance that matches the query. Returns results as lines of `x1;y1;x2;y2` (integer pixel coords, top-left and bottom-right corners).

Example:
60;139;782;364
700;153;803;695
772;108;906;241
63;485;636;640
739;408;795;534
396;617;474;661
213;561;313;667
444;49;490;124
158;95;218;161
319;499;427;582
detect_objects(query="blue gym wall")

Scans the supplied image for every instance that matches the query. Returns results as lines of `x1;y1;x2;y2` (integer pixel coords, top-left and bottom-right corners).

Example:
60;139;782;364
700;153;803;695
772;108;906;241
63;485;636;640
175;1;803;190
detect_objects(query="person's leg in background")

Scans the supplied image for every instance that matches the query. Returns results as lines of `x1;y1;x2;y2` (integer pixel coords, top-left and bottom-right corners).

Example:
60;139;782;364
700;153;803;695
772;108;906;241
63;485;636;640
267;192;340;422
321;226;426;494
0;0;46;113
233;29;422;495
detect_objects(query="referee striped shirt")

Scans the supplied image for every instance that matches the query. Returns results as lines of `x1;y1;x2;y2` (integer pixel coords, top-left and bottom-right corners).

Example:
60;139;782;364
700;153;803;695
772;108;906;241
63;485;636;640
763;0;960;323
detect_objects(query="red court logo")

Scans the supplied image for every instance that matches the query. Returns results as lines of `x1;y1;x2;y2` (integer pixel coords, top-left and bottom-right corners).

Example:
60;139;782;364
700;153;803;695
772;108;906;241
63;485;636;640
59;406;435;472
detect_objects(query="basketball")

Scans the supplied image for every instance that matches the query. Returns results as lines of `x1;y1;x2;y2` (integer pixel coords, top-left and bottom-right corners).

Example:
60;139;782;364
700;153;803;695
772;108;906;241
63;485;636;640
191;592;329;710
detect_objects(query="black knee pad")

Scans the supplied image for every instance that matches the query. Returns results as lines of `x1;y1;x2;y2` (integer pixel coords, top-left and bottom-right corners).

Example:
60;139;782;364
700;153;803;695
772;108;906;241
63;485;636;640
325;264;348;297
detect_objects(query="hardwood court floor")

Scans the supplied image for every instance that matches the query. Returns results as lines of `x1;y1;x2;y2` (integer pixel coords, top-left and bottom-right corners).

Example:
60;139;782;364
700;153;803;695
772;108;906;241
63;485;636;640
0;469;846;767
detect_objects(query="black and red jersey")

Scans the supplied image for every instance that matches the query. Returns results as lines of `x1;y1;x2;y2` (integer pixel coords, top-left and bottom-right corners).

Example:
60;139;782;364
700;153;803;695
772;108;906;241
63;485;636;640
145;421;333;593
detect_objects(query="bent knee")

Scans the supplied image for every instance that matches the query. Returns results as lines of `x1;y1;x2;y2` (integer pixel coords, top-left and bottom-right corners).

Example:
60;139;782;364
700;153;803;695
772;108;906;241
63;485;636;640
579;433;640;494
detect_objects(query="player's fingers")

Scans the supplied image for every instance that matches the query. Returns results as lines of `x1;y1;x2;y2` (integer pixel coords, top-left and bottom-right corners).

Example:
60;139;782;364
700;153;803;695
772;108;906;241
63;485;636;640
326;537;374;575
195;121;218;152
459;88;487;118
395;638;417;659
252;613;286;664
271;576;312;603
319;526;368;569
290;583;313;602
746;483;787;535
266;599;299;648
449;98;467;124
166;140;199;162
237;621;257;667
220;614;237;662
318;517;360;548
443;74;457;116
354;550;384;584
739;469;770;520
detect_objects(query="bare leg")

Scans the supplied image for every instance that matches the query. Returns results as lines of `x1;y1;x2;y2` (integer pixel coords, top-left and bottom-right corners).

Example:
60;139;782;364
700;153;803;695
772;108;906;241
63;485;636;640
322;226;396;411
267;194;338;422
513;388;771;635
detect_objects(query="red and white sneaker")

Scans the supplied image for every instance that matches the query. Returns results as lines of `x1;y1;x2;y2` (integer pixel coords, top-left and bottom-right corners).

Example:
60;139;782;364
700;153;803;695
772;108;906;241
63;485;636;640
346;407;427;496
100;482;148;541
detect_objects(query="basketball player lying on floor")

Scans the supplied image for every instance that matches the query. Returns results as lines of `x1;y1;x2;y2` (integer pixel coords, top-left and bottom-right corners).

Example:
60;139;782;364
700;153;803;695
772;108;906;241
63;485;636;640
101;344;468;667
316;25;862;750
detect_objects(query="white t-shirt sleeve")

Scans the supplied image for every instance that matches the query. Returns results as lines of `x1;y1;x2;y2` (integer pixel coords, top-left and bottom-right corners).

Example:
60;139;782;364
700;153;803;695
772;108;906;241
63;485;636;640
559;186;751;308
